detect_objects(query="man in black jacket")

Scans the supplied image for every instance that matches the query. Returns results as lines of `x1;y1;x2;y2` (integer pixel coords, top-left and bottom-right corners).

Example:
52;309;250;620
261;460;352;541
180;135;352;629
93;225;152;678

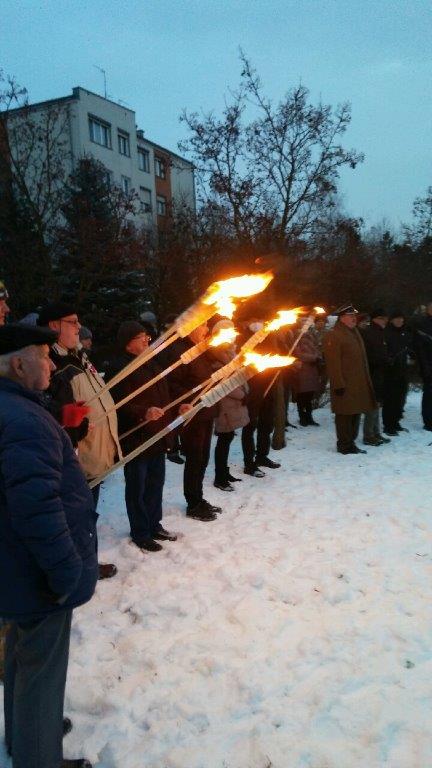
382;311;411;434
164;322;221;522
414;302;432;431
107;321;178;551
360;309;391;446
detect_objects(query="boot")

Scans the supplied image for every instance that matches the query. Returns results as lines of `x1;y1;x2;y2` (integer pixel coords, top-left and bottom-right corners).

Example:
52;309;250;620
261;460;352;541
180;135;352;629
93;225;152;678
97;563;117;580
227;467;242;481
62;760;92;768
186;501;217;521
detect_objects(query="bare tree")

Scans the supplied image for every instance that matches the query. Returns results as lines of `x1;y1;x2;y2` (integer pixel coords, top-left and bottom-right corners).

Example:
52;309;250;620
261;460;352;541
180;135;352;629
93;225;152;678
180;52;364;244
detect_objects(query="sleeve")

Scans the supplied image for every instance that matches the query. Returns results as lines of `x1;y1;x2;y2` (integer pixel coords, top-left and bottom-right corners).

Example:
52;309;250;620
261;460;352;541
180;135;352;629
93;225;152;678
46;369;84;447
323;333;345;390
1;414;83;598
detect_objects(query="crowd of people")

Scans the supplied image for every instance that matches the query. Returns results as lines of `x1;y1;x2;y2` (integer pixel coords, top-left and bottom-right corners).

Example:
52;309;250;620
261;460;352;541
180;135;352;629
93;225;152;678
1;276;432;768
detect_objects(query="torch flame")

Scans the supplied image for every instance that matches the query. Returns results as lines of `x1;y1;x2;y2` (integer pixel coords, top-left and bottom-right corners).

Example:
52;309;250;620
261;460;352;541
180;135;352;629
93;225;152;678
209;327;238;347
203;273;273;318
314;306;326;315
243;351;296;372
265;309;300;331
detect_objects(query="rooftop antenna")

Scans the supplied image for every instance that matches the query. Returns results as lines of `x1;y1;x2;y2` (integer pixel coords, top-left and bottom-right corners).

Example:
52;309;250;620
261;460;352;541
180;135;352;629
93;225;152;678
93;65;107;99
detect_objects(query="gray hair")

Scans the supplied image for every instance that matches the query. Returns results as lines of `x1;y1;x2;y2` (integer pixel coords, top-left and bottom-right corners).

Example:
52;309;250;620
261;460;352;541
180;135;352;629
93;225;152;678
0;346;37;377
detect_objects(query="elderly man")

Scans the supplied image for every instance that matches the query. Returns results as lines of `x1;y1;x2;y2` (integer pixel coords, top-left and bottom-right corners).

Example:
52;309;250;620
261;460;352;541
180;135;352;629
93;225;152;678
0;280;10;325
38;302;120;579
324;304;376;454
0;324;96;768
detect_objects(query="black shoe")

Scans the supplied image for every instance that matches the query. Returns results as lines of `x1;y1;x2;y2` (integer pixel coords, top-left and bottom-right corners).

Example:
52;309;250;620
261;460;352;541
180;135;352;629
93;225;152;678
167;451;185;465
256;457;281;469
186;501;217;521
396;424;409;432
351;444;367;454
62;760;92;768
376;434;391;443
227;470;242;482
308;418;320;426
98;563;117;580
338;445;367;455
384;429;399;436
153;526;177;541
63;717;73;737
244;466;266;477
134;537;163;552
363;436;383;446
214;481;234;491
202;499;222;513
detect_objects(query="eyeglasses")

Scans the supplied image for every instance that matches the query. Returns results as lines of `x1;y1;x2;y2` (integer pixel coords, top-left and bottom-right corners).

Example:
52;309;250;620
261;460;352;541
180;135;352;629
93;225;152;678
61;319;80;327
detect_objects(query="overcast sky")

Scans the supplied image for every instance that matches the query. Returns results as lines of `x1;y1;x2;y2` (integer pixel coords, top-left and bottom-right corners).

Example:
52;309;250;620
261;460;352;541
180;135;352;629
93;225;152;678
2;0;431;229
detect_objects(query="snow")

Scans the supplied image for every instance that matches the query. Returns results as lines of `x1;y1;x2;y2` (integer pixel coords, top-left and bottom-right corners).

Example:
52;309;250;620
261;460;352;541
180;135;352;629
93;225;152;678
1;392;432;768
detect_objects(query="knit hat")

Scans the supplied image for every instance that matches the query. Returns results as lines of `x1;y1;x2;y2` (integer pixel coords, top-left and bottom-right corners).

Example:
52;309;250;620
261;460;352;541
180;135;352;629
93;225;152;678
37;301;77;326
0;323;58;354
79;326;93;342
117;320;152;349
389;309;405;320
370;307;389;320
0;280;8;300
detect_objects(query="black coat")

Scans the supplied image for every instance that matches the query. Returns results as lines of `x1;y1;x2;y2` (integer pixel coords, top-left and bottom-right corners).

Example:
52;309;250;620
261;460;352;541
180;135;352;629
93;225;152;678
360;323;389;402
414;316;432;382
164;338;216;423
385;324;411;380
106;353;172;456
0;379;98;620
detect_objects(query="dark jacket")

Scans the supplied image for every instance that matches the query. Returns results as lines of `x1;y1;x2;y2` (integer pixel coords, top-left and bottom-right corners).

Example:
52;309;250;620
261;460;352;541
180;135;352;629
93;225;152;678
360;322;389;402
324;322;376;415
0;379;98;620
385;324;411;379
414;316;432;382
106;352;173;455
164;337;217;423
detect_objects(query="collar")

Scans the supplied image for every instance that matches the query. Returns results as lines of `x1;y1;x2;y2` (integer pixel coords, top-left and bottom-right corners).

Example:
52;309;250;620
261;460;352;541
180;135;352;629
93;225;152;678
0;377;45;405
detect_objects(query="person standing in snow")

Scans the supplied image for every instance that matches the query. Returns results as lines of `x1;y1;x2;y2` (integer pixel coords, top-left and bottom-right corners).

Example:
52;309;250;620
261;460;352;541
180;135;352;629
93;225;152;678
38;302;120;580
106;321;179;551
360;309;391;446
287;318;322;427
413;301;432;431
0;280;11;325
323;304;376;454
0;324;96;768
382;311;411;435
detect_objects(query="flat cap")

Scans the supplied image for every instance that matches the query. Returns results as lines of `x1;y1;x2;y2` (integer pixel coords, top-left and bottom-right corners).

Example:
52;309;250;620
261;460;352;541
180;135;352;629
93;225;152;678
37;301;77;326
0;323;58;355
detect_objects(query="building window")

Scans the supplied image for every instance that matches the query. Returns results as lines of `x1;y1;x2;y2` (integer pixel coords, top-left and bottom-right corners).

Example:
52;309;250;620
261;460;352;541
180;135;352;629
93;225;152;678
139;187;152;213
118;130;130;157
104;170;114;188
138;148;150;173
155;157;166;179
121;176;131;195
89;116;111;148
156;195;167;216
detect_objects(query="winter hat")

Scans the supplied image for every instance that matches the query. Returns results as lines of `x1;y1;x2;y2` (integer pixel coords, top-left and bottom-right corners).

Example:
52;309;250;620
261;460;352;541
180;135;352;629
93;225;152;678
389;309;405;321
79;326;93;342
37;301;77;326
140;310;157;327
0;323;58;355
370;307;389;320
335;303;359;316
117;320;152;349
0;280;9;300
211;318;235;336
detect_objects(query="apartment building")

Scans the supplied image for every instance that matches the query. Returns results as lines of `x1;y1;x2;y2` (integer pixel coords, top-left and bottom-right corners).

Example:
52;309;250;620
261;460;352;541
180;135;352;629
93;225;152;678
7;86;195;231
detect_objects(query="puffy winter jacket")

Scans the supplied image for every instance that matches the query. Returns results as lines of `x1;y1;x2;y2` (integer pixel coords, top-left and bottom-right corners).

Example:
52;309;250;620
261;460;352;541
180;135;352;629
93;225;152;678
0;379;98;619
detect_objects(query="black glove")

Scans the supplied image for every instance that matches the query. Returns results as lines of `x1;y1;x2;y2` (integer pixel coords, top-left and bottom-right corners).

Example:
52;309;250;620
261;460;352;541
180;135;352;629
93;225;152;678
334;387;346;396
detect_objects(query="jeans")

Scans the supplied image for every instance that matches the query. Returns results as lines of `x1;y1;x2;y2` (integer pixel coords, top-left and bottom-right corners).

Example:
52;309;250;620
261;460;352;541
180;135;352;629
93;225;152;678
124;452;166;541
4;609;72;768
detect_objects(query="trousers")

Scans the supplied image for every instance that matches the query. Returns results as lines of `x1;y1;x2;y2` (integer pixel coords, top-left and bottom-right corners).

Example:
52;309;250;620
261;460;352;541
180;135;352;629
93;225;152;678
214;431;235;483
363;408;381;440
180;418;213;507
382;375;408;430
242;398;274;469
4;609;72;768
421;380;432;429
124;452;166;541
335;414;360;451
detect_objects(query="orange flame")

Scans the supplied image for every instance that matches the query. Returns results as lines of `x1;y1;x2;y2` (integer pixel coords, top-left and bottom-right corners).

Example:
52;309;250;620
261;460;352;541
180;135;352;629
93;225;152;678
314;306;326;315
203;273;273;318
209;327;238;347
265;309;300;331
243;351;296;372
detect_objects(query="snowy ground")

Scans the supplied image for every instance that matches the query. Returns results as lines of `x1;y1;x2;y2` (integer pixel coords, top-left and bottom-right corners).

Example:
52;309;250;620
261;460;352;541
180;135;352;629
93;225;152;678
1;393;432;768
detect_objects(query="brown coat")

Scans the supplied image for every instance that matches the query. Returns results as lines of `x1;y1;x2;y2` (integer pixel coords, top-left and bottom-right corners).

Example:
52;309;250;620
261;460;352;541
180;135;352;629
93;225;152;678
323;322;376;415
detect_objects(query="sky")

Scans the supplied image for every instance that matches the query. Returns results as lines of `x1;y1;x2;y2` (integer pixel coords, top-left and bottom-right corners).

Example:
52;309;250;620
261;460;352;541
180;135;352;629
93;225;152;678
2;0;431;230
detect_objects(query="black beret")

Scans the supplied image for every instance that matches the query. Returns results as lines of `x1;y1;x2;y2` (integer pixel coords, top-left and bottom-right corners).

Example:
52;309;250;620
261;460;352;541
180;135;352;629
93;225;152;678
0;323;58;355
37;301;77;326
